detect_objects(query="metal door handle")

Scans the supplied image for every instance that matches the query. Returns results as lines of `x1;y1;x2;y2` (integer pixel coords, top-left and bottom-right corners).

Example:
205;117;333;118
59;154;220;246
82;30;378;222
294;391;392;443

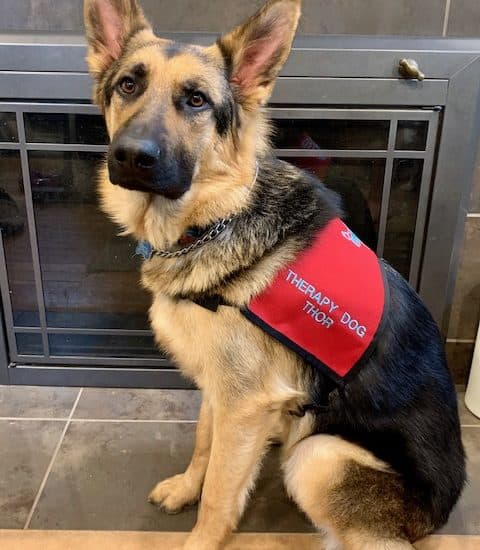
399;58;425;81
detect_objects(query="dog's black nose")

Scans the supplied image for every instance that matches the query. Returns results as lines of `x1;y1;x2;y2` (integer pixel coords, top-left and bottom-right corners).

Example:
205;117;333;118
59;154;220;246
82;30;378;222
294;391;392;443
107;130;192;199
112;137;160;171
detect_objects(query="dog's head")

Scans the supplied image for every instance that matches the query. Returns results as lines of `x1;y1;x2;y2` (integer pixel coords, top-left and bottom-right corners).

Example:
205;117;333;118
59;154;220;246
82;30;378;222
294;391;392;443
84;0;301;208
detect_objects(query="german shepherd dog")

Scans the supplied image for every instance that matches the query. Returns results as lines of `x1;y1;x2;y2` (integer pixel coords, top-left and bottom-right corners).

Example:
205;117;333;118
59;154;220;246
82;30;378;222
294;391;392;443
84;1;465;548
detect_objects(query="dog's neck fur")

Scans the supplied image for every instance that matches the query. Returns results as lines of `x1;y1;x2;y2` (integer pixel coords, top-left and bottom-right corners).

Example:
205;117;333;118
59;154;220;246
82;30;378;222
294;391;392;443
98;112;340;305
141;160;339;305
99;110;269;248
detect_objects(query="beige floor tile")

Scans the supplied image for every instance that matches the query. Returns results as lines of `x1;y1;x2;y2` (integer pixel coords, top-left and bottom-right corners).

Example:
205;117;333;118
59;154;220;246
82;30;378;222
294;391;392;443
0;421;65;529
0;386;79;418
73;389;201;421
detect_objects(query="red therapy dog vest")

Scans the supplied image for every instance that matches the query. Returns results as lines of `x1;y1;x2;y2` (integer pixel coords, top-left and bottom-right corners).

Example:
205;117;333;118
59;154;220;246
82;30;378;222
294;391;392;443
243;218;387;386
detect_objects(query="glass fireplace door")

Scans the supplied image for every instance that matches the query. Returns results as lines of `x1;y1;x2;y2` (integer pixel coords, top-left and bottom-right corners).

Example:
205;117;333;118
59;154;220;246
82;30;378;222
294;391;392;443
0;104;440;369
272;108;440;284
0;105;164;368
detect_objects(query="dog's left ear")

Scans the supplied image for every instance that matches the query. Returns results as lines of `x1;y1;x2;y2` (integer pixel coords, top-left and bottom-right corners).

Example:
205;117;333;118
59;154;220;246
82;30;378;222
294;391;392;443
217;0;301;107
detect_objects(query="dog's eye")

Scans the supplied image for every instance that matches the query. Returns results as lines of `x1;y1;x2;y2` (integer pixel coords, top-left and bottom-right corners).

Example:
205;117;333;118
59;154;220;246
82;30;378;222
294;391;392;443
187;92;207;109
119;77;137;95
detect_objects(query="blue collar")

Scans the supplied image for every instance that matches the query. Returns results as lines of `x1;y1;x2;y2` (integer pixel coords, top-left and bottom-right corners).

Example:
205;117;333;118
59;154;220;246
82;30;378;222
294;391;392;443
135;240;154;261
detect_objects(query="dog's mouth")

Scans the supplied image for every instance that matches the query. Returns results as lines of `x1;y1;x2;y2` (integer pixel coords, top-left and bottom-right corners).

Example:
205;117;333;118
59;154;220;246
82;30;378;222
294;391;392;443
109;172;188;200
107;155;191;200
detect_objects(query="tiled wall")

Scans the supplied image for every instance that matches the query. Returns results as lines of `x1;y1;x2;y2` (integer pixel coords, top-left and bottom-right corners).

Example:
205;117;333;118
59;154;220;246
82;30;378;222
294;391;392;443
0;0;476;36
1;0;479;383
0;1;479;37
445;2;480;384
444;1;480;384
0;0;478;37
447;150;480;384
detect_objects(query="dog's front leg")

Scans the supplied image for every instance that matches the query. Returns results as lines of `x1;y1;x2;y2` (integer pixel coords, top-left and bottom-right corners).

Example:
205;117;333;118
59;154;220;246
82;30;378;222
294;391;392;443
183;405;275;550
149;395;212;513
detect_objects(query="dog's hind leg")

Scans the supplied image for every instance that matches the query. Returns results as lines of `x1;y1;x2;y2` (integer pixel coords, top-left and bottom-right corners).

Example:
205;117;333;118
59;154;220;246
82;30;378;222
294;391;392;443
283;434;424;550
182;404;279;550
149;396;212;513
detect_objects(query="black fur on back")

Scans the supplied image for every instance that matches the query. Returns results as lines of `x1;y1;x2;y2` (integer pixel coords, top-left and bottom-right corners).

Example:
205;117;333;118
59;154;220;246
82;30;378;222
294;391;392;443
218;156;465;532
309;262;465;532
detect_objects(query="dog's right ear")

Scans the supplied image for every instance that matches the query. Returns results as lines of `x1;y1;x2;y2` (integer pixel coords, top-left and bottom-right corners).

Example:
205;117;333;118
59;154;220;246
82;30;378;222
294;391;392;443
217;0;301;108
84;0;151;78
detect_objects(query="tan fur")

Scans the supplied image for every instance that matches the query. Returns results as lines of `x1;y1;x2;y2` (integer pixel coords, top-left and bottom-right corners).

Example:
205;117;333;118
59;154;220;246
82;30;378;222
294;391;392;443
85;1;420;548
283;435;407;549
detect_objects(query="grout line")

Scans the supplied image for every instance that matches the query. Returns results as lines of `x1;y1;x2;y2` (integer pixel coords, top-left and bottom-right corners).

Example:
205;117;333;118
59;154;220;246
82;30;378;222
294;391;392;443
23;388;83;530
446;338;476;344
461;424;480;428
442;0;452;37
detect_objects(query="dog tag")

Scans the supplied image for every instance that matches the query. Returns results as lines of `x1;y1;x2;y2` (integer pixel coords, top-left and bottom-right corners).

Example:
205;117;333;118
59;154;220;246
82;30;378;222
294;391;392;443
135;240;154;261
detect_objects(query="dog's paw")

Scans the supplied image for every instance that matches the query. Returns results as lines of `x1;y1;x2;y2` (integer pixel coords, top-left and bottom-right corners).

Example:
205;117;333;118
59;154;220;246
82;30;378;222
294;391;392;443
148;474;200;514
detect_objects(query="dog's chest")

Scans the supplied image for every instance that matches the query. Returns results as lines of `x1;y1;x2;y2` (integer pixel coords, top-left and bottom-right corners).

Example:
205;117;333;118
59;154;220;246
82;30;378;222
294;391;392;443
148;293;251;386
147;291;309;424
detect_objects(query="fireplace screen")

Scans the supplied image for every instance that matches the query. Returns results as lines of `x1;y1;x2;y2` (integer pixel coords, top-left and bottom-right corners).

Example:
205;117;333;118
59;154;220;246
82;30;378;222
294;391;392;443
0;104;439;368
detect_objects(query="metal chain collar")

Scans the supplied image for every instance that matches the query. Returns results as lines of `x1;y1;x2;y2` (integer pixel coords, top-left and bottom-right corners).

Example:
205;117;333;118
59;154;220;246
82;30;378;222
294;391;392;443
150;162;259;260
152;217;233;259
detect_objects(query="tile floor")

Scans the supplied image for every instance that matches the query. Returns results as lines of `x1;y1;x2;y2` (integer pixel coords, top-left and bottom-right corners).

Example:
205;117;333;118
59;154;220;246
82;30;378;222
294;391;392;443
0;385;479;538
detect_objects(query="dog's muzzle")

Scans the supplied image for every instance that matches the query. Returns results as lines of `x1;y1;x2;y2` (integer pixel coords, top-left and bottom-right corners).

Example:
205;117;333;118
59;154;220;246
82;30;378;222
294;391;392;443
108;135;191;200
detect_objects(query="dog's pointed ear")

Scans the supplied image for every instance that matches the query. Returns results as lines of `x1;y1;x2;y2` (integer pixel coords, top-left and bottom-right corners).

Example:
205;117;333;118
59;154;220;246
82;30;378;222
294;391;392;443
84;0;151;78
217;0;301;107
